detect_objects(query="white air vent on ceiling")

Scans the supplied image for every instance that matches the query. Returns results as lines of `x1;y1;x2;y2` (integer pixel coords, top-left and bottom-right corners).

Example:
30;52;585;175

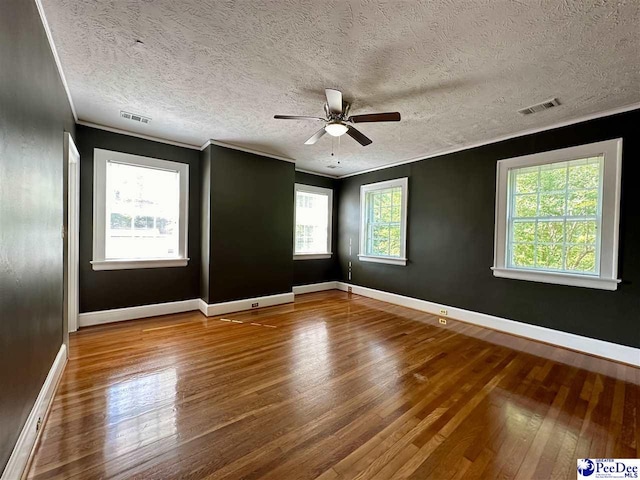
120;111;151;124
518;98;561;115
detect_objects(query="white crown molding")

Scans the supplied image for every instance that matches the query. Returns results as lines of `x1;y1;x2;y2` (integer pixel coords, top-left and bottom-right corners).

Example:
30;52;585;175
201;139;296;164
199;292;294;316
76;121;201;150
78;299;200;327
78;103;639;178
34;0;78;122
294;168;339;179
336;282;640;367
1;345;67;480
338;102;640;178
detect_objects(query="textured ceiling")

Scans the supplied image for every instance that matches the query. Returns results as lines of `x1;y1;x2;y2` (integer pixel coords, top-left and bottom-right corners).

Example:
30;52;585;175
42;0;640;175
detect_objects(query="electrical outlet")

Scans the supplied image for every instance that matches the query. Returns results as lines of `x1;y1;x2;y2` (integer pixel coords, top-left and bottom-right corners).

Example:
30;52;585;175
251;302;259;308
347;286;352;293
439;309;448;315
438;318;447;325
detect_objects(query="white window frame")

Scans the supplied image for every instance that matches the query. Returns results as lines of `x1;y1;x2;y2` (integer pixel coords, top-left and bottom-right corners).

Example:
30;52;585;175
492;138;622;290
92;148;189;270
293;184;333;260
359;177;409;266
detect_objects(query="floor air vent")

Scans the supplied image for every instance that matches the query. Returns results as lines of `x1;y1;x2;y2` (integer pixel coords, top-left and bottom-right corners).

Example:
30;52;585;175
120;111;151;124
518;98;560;115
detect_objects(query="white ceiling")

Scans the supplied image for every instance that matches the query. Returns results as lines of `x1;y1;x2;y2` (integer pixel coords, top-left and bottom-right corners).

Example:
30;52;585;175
42;0;640;176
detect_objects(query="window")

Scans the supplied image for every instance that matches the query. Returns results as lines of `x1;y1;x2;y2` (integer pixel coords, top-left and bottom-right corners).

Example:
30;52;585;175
92;149;189;270
294;184;332;259
359;178;408;266
493;139;622;290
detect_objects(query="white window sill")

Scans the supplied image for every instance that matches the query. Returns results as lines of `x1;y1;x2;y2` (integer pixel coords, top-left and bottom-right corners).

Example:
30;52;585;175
491;267;620;291
358;255;407;266
294;253;333;260
91;258;189;271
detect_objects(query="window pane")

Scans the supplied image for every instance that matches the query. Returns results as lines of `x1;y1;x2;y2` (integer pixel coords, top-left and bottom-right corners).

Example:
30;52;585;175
514;194;537;217
566;246;596;273
371;225;390;256
294;189;330;254
380;207;392;222
566;220;596;244
512;243;535;268
515;170;538;193
568;162;600;189
105;162;180;259
389;226;401;256
513;221;535;243
536;244;563;270
134;216;154;229
568;190;598;216
110;213;131;229
391;205;401;223
538;193;565;217
539;166;566;191
381;191;392;207
364;187;403;258
536;221;564;243
507;155;603;275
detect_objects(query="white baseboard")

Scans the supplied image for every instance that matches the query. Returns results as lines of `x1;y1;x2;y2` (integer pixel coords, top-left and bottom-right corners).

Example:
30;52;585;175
199;292;294;317
1;344;67;480
78;290;301;326
198;298;209;316
78;299;200;327
292;281;339;295
337;282;640;367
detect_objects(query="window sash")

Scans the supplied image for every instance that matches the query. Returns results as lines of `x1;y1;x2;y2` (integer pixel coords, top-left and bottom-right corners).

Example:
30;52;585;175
505;157;604;276
92;149;189;270
364;186;403;258
294;184;332;256
104;161;181;260
359;178;408;265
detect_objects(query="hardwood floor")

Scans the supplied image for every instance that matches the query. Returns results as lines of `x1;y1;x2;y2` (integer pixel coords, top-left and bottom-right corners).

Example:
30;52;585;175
28;291;638;479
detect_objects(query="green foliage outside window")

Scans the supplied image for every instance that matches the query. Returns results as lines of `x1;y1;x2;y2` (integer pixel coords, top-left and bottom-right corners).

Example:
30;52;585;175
508;156;602;274
366;187;402;257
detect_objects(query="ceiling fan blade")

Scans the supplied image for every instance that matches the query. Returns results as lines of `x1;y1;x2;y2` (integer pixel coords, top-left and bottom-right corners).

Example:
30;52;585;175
274;115;324;121
349;112;401;123
304;128;327;145
325;89;343;114
346;126;372;146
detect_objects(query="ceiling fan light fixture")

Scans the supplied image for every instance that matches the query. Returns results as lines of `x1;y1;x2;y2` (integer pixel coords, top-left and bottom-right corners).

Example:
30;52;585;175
324;122;348;137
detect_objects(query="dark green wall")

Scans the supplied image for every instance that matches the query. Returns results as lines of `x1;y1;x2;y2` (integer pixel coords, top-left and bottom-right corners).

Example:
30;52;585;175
0;0;76;470
206;145;295;303
293;171;340;286
339;109;640;349
76;125;201;312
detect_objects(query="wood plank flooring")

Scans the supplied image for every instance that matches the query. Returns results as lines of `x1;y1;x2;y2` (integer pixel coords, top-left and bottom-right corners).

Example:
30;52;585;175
28;291;639;479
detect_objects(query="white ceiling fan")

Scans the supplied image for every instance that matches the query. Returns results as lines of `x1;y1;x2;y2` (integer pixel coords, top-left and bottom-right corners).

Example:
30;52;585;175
274;88;401;146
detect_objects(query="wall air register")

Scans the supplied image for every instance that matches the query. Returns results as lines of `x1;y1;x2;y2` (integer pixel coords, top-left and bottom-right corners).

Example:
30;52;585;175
120;111;151;124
